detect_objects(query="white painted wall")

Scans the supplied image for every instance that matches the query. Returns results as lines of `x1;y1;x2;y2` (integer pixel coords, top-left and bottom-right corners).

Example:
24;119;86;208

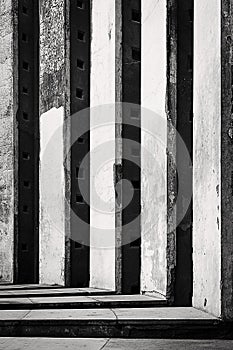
141;0;167;296
90;0;116;290
39;107;65;285
193;0;221;317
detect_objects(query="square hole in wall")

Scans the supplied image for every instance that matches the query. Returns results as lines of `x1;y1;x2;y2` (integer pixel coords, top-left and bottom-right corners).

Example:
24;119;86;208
21;243;28;252
130;108;140;120
23;180;31;188
132;9;141;23
77;59;85;70
74;241;83;249
131;180;140;189
189;110;193;122
76;194;84;204
77;30;85;42
130;237;141;247
22;152;30;160
188;8;193;22
131;147;140;157
78;137;85;144
23;205;29;214
132;47;141;61
76;88;84;99
188;54;193;71
23;61;29;71
22;86;28;94
77;0;85;9
22;33;28;42
76;167;85;179
22;112;29;121
22;6;28;15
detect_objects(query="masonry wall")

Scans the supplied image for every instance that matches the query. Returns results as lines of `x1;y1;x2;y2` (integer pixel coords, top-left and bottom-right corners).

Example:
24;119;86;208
141;0;167;296
39;107;65;285
89;0;116;290
0;0;17;283
193;0;221;317
39;0;69;285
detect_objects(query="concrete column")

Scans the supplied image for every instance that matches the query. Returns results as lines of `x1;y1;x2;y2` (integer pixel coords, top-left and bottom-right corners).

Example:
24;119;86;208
89;0;117;290
193;0;233;320
141;0;167;296
0;0;17;283
39;0;70;285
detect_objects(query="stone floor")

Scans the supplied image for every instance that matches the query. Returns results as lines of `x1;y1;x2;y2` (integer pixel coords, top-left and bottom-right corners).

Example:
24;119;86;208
0;287;115;298
0;286;227;339
0;294;166;309
1;338;233;350
0;306;217;320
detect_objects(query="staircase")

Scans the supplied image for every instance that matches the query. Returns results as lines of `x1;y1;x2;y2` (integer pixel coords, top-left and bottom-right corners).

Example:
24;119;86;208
0;285;231;339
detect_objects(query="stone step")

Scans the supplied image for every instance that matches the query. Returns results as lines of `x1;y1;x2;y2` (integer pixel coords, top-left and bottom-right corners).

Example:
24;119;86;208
0;294;167;310
0;287;115;299
0;284;62;290
0;307;229;339
2;338;233;350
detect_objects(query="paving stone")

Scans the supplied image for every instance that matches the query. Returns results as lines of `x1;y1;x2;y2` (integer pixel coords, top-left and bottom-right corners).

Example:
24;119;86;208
0;294;166;309
23;308;116;320
113;307;217;320
0;338;108;350
0;284;61;290
0;310;30;320
1;338;233;350
29;296;92;304
0;298;32;305
93;294;165;302
0;287;114;299
105;339;233;350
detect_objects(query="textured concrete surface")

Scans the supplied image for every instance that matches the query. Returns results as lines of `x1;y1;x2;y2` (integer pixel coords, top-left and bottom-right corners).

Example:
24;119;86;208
0;287;114;298
0;294;166;309
39;0;70;286
1;338;233;350
40;0;69;285
0;284;62;290
39;107;65;286
0;307;217;321
0;0;16;283
0;307;225;339
220;0;233;321
40;0;67;113
90;0;116;290
141;0;167;296
193;0;221;317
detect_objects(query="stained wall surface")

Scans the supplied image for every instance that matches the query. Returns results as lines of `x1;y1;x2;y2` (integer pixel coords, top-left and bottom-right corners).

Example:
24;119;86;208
39;107;65;285
193;0;221;317
39;0;68;285
141;0;167;296
89;0;116;290
0;0;16;283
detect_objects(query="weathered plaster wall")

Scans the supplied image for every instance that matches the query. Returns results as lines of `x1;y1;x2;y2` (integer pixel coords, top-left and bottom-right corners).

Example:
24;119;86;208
193;0;221;317
141;0;167;296
221;0;233;321
40;0;67;114
90;0;116;290
0;0;17;283
39;107;65;285
39;0;69;285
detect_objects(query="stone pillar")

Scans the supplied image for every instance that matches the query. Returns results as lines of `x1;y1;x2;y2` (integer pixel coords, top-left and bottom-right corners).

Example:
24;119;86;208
39;0;70;285
0;0;17;283
89;0;117;290
193;0;233;320
141;0;167;296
